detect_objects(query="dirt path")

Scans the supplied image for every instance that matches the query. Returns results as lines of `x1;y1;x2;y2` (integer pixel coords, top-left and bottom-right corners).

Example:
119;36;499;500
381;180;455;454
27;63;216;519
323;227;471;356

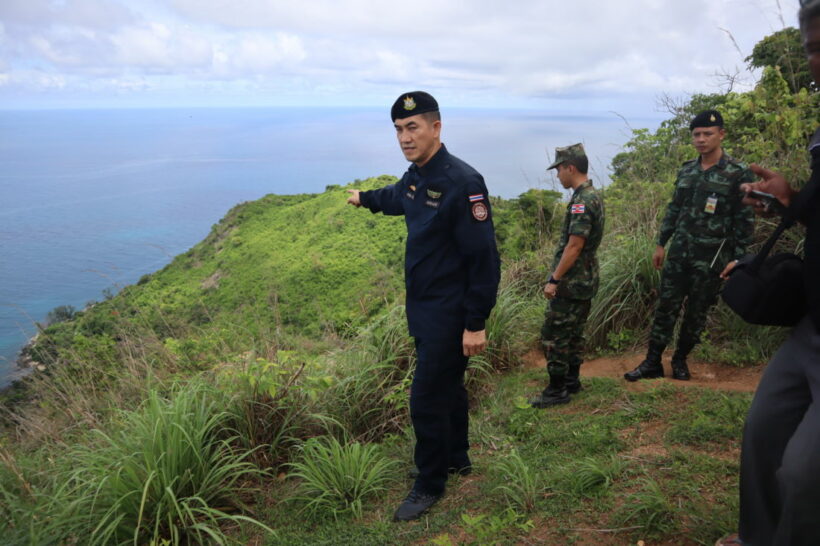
522;349;765;392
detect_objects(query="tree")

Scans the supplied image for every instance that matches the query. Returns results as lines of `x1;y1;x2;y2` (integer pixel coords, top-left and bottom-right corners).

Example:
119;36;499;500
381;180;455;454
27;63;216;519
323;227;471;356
746;27;814;93
45;305;77;326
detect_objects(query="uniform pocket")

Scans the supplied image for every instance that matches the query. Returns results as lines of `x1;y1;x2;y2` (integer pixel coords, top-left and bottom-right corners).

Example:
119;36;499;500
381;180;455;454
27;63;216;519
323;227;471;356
693;180;732;237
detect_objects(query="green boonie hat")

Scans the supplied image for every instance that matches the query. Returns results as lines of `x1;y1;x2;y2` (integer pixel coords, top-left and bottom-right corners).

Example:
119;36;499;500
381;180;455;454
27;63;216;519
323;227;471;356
547;143;586;170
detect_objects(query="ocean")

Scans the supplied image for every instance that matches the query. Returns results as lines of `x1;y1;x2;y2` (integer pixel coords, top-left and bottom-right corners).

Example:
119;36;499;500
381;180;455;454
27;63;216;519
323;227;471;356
0;106;661;387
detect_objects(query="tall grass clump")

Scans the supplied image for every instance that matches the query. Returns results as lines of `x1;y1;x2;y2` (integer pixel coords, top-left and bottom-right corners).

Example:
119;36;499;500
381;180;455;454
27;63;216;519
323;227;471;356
55;381;272;545
219;351;319;466
586;231;661;349
483;278;543;373
287;434;398;519
318;305;415;442
614;476;678;538
566;455;628;497
491;448;544;513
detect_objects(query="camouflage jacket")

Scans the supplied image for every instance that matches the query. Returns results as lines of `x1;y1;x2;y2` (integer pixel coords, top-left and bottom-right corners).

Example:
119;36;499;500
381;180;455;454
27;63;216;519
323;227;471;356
657;154;755;269
552;180;605;300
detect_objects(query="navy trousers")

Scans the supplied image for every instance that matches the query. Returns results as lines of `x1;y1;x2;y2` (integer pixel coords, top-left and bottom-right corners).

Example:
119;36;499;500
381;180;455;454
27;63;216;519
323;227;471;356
739;316;820;545
411;336;470;496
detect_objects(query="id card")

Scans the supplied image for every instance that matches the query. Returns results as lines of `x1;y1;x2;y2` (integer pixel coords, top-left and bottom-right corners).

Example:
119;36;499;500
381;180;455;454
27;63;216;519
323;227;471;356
705;195;717;214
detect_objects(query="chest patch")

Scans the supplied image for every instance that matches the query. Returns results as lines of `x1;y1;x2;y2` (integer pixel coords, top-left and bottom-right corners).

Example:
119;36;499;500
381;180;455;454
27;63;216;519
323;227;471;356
571;204;585;214
472;202;488;221
705;195;717;214
425;199;440;208
427;189;442;199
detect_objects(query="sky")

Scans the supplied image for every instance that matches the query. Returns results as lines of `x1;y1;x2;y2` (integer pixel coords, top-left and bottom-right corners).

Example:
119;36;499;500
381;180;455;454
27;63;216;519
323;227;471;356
0;0;804;114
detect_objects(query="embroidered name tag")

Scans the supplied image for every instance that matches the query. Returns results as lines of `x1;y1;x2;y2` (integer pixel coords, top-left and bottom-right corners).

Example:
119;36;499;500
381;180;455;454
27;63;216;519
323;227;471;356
425;200;440;208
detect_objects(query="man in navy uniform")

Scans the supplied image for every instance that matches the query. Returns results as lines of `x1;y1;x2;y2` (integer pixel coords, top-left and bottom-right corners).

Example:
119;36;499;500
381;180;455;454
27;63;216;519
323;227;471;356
347;91;500;521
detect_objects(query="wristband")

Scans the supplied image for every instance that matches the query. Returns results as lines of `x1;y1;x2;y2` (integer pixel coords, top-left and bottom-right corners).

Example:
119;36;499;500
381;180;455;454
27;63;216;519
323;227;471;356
548;275;560;285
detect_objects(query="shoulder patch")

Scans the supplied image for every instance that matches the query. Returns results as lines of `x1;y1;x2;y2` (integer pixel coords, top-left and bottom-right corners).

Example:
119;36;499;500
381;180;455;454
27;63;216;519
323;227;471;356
571;203;585;214
471;201;489;221
468;193;484;203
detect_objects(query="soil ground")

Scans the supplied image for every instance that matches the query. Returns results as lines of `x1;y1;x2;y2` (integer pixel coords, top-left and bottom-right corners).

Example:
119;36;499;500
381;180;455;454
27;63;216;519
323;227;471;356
522;349;764;392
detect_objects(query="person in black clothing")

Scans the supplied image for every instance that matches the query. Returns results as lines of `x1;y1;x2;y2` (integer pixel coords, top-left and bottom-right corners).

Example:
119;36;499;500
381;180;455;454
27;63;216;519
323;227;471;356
717;2;820;544
346;91;500;522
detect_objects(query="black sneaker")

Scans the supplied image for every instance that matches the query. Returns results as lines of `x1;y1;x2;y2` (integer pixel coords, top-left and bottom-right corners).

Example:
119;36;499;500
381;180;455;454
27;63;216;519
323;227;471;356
392;489;441;521
407;464;472;479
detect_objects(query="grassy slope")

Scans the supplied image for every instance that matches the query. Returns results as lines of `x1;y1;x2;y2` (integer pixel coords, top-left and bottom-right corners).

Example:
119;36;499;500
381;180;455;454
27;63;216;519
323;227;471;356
32;176;409;367
125;175;407;336
257;374;748;546
6;174;752;545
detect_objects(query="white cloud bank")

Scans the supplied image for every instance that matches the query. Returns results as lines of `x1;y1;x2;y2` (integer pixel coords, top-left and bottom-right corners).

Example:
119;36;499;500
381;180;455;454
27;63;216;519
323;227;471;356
0;0;800;109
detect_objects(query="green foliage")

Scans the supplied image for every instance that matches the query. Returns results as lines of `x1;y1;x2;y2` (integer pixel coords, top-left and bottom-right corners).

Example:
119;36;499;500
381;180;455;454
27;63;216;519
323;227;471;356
318;305;415;442
287;435;398;519
1;381;272;545
613;477;678;537
483;278;542;372
77;382;272;545
492;189;563;259
566;455;628;498
666;391;750;447
218;351;322;466
43;305;77;326
491;448;543;512
458;509;534;546
747;27;813;93
586;231;661;349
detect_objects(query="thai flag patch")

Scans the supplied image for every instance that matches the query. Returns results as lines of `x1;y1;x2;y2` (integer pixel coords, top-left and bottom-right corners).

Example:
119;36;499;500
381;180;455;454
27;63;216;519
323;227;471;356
469;193;484;202
571;204;585;214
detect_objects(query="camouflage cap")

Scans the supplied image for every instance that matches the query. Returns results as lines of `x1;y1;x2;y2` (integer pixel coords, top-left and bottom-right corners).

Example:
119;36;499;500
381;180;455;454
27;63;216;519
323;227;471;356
547;143;587;170
391;91;439;121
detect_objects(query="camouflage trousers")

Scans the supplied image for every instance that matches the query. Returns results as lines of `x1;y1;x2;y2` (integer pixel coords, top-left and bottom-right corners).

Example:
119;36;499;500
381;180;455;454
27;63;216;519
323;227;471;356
649;256;723;347
540;297;592;378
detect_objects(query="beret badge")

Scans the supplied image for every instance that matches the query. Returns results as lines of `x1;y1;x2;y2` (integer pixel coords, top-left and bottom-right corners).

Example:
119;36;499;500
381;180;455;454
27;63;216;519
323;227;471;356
403;96;417;111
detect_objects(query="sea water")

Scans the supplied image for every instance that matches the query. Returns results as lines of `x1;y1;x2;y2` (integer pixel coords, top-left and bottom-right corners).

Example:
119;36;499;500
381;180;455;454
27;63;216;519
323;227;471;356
0;106;660;386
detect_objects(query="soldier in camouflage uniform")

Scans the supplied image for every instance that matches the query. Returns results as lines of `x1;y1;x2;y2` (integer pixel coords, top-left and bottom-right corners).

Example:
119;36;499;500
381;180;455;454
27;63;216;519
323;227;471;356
625;110;755;382
531;143;605;408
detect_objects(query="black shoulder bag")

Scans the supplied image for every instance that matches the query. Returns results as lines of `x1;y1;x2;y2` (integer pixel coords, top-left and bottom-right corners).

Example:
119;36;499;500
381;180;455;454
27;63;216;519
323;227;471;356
721;216;804;326
721;153;820;326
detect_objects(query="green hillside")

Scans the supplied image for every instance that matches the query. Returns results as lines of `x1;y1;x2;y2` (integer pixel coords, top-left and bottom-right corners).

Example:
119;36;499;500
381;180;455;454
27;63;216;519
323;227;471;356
3;26;819;545
29;176;411;366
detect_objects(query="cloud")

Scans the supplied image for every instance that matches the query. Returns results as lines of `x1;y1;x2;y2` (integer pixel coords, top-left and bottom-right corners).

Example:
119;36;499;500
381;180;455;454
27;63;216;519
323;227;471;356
0;0;135;30
0;0;801;108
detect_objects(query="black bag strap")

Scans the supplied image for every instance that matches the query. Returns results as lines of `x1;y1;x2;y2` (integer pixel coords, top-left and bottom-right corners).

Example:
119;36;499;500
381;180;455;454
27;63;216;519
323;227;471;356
747;143;820;273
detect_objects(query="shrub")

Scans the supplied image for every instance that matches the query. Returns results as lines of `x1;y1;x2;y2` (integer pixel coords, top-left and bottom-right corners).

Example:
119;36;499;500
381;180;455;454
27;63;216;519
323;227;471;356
65;382;271;545
287;435;398;519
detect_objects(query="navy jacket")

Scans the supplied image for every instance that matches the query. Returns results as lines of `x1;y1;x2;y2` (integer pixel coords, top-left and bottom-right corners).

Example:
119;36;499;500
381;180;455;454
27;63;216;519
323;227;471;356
360;144;501;339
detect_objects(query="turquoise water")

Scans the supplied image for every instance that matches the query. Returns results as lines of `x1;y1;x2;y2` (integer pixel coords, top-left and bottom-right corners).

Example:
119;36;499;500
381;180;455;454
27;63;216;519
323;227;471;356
0;107;659;386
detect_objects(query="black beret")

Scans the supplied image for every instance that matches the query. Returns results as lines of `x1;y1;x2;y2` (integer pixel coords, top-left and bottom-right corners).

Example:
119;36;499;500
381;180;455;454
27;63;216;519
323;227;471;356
689;110;724;131
391;91;439;121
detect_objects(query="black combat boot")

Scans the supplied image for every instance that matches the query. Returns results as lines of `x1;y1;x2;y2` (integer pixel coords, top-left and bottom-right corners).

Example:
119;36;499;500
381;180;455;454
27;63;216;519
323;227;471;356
566;364;583;394
624;341;666;382
671;338;695;381
530;376;571;408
